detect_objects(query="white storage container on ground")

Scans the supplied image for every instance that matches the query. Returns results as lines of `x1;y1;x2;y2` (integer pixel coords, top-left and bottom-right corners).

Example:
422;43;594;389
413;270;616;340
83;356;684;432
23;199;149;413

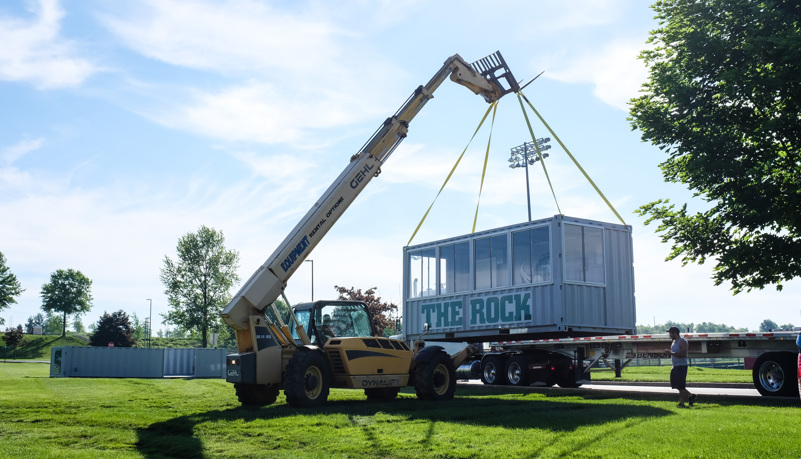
403;215;635;342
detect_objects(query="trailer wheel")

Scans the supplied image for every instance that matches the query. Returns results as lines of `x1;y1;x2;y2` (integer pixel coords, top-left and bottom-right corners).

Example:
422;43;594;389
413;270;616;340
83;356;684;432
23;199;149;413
480;355;508;385
506;355;530;386
284;350;330;407
752;352;799;397
234;383;279;407
365;387;400;401
415;351;456;401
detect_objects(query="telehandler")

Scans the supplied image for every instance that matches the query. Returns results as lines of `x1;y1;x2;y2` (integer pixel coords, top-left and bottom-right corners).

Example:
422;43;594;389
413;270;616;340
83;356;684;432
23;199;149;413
222;52;518;407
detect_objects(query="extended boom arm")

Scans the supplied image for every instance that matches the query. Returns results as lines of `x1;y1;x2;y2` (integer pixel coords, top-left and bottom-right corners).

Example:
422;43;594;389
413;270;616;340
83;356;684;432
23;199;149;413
222;52;518;353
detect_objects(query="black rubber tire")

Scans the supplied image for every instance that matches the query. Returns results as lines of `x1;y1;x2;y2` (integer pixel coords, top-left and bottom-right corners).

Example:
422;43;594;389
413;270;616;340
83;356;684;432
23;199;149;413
234;383;279;407
415;351;456;401
752;352;799;397
284;350;330;407
506;355;530;387
480;355;507;385
364;387;400;401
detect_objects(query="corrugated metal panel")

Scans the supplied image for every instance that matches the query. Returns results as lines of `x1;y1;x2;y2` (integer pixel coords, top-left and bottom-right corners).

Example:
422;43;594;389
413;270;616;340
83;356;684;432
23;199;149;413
195;349;227;378
164;348;196;377
403;215;636;341
50;346;163;378
49;346;228;379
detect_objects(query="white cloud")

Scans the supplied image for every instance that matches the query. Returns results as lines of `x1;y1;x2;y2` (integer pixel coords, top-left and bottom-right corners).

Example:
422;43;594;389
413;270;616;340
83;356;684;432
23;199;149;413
541;40;648;111
2;137;44;165
150;82;377;146
0;0;97;88
99;0;349;75
99;0;403;145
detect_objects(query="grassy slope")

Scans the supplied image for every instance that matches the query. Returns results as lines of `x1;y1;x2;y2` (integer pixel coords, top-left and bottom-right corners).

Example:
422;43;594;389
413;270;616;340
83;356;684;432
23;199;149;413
1;363;799;458
0;334;216;361
0;334;87;360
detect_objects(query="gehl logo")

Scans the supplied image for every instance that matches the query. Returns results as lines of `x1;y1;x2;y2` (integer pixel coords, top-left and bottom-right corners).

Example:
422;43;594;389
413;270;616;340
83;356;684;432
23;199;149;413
350;163;374;189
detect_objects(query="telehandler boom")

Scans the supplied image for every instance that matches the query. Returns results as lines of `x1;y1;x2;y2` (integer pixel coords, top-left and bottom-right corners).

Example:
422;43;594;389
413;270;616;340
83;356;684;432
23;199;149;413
222;52;518;407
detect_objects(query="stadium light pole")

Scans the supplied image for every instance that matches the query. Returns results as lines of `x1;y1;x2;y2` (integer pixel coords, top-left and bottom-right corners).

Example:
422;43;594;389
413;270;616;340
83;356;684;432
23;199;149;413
509;138;551;222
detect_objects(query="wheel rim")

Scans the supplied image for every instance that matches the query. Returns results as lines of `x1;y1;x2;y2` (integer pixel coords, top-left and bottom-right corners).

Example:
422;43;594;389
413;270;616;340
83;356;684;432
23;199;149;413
433;363;450;395
507;361;522;385
758;360;785;393
484;361;497;384
304;366;324;399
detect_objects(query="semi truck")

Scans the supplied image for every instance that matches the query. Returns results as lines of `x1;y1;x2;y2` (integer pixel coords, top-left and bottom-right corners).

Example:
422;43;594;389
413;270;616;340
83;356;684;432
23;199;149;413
402;216;801;398
221;51;520;407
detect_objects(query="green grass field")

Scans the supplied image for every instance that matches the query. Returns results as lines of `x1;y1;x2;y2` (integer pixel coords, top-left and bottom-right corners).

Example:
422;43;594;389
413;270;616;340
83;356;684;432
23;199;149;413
591;365;753;383
1;363;798;458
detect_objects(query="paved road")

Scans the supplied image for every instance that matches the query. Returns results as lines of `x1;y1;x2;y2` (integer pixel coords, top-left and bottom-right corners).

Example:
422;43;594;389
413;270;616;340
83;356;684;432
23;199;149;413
580;382;760;397
458;379;776;399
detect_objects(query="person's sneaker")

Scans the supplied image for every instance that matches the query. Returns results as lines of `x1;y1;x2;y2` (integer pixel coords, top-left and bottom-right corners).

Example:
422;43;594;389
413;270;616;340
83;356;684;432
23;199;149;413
677;403;686;408
689;394;697;406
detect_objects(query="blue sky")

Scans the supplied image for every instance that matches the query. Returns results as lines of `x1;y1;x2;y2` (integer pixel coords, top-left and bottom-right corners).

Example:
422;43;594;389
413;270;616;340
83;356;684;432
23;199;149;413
1;0;799;333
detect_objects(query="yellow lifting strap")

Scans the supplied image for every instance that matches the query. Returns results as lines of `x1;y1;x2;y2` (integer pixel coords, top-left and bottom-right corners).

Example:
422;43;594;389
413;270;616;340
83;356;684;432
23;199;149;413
407;101;498;245
519;91;627;226
516;92;562;216
472;102;498;233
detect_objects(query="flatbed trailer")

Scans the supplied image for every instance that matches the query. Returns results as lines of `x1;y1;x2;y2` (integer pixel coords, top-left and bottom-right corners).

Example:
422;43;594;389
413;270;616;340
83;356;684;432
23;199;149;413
462;331;800;397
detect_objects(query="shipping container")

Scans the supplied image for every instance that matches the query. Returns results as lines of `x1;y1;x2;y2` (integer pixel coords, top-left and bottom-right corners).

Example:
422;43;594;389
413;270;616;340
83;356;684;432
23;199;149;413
50;346;227;379
403;215;635;342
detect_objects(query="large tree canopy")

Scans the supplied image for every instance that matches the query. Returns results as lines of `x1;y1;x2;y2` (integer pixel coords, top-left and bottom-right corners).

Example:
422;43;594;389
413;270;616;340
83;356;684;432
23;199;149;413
161;226;240;348
0;251;24;325
334;286;397;336
40;269;93;337
630;0;801;293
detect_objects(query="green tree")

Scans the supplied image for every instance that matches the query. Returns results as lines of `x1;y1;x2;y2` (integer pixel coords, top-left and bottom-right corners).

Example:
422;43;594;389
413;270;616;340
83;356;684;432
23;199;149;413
0;251;25;325
40;269;93;337
73;314;86;333
759;319;779;332
25;313;44;334
334;286;397;336
89;310;137;347
130;313;145;342
2;325;28;359
160;226;240;348
630;0;801;293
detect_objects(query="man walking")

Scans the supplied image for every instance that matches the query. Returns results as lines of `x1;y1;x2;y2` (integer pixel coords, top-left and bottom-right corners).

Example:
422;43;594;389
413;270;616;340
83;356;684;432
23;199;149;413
666;326;696;407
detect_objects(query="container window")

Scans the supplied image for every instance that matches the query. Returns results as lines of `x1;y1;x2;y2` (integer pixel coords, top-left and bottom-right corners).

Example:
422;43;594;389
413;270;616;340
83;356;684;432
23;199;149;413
564;224;605;284
475;234;508;290
440;242;470;294
513;226;551;285
408;248;437;298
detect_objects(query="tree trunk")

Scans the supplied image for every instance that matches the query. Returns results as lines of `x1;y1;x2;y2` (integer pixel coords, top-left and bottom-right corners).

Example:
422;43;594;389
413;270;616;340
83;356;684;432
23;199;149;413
62;311;67;337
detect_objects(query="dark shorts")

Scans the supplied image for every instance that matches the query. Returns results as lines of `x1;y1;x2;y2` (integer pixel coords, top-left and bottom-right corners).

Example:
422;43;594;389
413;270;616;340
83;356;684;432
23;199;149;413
670;365;688;390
